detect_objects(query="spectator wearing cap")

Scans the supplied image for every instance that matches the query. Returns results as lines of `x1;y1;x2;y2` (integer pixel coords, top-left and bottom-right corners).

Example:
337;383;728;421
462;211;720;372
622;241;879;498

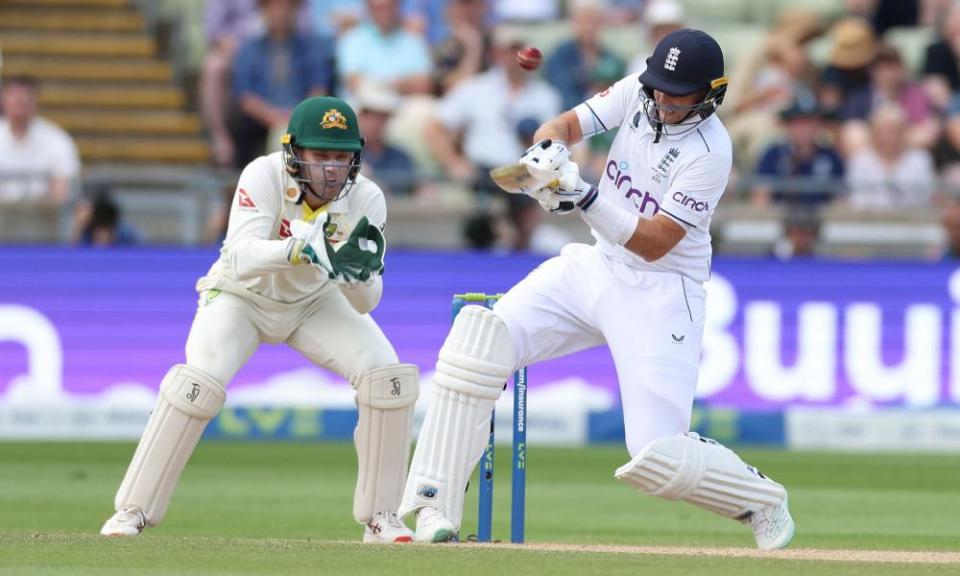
820;18;877;116
840;44;938;152
544;0;626;111
846;104;936;209
431;0;492;94
355;87;417;195
0;75;80;206
628;0;684;74
230;0;334;168
425;26;561;250
751;92;845;208
337;0;433;97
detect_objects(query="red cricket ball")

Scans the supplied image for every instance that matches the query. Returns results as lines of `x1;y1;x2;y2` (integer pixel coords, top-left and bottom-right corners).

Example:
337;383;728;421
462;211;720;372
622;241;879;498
516;45;543;71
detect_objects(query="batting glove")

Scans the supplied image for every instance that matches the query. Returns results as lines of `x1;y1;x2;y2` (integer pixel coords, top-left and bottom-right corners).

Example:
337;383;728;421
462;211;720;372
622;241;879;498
519;138;571;184
530;162;594;215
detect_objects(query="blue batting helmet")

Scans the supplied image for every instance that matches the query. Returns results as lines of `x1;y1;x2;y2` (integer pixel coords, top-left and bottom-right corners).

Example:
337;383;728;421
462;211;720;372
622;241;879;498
638;29;728;138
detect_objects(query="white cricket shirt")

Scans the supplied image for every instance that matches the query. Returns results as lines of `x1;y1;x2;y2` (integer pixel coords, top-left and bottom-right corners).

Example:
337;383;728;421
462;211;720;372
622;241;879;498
199;151;387;303
574;73;733;283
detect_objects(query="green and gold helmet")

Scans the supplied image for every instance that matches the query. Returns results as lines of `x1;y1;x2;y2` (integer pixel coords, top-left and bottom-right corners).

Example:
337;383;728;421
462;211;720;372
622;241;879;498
282;96;365;204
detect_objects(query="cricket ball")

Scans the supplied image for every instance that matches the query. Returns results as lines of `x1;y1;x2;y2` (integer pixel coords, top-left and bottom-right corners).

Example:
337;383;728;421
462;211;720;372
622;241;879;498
516;46;543;71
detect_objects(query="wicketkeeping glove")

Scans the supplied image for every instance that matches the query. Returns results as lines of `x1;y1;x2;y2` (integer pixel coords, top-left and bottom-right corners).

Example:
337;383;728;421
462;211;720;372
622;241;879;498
286;216;337;278
330;216;386;284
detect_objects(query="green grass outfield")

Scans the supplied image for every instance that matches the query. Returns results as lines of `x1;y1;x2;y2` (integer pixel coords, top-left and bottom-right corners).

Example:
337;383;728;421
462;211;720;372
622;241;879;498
1;442;958;575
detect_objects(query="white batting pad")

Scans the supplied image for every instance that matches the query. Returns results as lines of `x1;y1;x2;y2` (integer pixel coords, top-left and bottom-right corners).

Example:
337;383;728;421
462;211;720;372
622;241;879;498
400;306;516;529
114;364;225;525
353;363;419;523
615;432;786;520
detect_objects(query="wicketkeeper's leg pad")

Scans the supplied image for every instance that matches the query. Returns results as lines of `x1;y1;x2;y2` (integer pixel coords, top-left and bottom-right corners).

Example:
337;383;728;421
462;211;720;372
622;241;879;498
615;432;786;521
114;364;225;525
400;305;516;529
353;363;419;523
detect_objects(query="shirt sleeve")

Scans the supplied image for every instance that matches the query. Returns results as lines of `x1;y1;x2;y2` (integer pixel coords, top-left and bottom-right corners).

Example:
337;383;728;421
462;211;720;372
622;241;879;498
307;35;335;94
50;127;81;179
659;153;732;229
405;34;432;75
336;29;364;76
436;80;473;129
574;73;641;138
232;38;258;97
220;157;291;280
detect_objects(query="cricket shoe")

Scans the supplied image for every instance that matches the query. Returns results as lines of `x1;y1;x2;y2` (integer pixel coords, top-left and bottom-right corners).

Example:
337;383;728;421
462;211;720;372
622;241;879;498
414;506;457;543
362;511;414;544
744;496;795;550
100;506;147;537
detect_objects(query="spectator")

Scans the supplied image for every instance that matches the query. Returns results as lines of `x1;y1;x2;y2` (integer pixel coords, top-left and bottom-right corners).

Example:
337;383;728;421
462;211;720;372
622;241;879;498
230;0;334;168
74;187;141;247
773;207;823;260
726;36;817;170
752;92;845;208
425;26;562;250
723;7;824;169
841;44;938;151
403;0;455;45
200;0;262;167
0;75;80;206
922;1;960;112
628;0;684;74
846;104;936;208
432;0;492;94
607;0;645;23
309;0;366;37
354;86;417;195
491;0;559;22
820;18;878;116
544;0;626;111
940;198;960;258
337;0;433;97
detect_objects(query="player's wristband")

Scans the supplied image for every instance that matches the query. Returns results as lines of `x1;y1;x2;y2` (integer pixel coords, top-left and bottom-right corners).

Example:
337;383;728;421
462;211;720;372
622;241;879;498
578;188;638;246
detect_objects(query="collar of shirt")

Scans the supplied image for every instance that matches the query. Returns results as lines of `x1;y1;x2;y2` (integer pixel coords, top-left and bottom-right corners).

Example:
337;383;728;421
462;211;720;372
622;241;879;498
282;171;350;214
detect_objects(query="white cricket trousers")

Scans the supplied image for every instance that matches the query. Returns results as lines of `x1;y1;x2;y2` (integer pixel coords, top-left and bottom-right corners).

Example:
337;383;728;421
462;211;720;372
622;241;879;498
184;281;398;386
494;243;707;456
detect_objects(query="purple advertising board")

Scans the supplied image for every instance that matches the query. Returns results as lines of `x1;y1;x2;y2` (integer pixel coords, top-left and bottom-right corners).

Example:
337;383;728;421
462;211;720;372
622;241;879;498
1;247;959;411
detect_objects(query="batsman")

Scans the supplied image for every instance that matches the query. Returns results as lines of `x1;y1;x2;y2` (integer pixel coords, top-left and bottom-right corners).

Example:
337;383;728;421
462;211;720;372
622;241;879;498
100;97;419;543
402;29;795;548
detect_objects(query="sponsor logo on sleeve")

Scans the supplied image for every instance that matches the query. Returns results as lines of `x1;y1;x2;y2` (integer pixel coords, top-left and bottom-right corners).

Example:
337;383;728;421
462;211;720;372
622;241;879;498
237;188;257;210
278;219;292;239
672;191;710;212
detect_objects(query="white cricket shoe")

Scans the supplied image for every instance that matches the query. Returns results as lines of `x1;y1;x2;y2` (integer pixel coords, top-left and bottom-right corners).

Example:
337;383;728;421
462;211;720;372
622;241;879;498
414;506;457;543
100;506;147;537
362;511;414;544
745;497;795;550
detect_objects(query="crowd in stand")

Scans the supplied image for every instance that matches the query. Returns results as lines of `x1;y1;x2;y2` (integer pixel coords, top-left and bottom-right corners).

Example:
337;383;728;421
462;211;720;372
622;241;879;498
11;0;960;257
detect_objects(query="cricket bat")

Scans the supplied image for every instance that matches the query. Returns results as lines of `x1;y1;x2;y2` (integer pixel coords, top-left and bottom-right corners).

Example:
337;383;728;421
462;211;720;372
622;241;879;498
489;163;559;195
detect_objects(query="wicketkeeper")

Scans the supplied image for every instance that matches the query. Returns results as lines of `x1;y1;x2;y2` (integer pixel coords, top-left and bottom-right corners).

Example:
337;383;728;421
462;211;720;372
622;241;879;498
100;97;418;543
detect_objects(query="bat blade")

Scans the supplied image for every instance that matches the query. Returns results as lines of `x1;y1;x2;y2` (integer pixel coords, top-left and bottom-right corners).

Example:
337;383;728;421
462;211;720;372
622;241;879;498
489;163;558;194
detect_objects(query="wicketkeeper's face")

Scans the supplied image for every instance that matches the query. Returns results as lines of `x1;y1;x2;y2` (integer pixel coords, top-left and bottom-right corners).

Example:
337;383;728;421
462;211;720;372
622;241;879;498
297;148;353;203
